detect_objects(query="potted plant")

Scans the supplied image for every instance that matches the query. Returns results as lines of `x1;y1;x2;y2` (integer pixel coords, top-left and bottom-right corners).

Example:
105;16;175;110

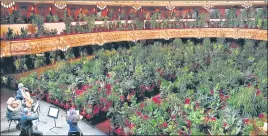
46;14;53;22
30;14;45;37
52;15;59;22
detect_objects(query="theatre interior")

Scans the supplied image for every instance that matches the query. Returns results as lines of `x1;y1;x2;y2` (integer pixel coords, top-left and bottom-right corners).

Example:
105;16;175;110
0;0;267;135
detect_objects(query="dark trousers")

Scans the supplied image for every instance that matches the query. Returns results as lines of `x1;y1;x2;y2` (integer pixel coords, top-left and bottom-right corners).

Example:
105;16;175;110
19;126;43;136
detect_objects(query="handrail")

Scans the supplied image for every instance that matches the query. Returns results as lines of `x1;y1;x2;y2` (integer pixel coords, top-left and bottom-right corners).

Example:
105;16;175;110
0;28;267;58
15;1;266;7
1;18;266;38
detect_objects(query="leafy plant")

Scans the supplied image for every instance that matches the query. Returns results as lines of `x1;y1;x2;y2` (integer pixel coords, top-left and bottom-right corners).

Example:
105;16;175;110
197;13;206;28
52;15;59;22
19;72;38;92
30;14;45;37
34;55;46;68
6;28;14;40
20;27;28;38
63;9;74;34
46;14;53;22
84;15;96;32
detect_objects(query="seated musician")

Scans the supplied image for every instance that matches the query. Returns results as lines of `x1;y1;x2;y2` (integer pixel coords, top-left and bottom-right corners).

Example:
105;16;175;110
19;108;43;136
16;83;34;110
16;83;24;101
66;108;83;136
6;97;22;121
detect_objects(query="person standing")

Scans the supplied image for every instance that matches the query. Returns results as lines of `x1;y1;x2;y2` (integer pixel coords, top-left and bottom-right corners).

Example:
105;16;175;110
19;108;43;136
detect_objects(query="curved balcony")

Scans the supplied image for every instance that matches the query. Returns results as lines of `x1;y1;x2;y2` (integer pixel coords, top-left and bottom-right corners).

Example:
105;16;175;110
1;28;267;57
16;1;266;7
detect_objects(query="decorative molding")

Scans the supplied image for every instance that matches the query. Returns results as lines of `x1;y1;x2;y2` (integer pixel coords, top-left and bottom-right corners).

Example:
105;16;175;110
16;1;266;7
1;28;267;57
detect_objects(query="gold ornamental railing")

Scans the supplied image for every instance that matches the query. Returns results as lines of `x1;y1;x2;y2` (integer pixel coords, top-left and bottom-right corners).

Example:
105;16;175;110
1;28;267;57
15;1;266;7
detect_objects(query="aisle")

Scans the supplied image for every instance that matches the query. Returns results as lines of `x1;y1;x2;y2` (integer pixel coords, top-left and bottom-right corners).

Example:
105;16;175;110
0;87;106;135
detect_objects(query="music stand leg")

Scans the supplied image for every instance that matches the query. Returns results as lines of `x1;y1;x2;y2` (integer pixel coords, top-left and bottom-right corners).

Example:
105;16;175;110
49;119;62;134
35;106;47;124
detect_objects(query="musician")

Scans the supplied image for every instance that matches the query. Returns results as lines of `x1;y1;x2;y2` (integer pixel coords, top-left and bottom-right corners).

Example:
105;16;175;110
19;108;43;136
7;97;22;121
16;83;34;110
16;83;25;101
66;108;83;136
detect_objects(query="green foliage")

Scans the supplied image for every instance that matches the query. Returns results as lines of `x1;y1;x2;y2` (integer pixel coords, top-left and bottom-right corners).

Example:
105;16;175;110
20;38;267;135
211;9;221;19
226;8;236;28
263;19;267;29
34;55;46;68
63;9;74;34
197;13;206;27
227;86;267;117
14;56;28;72
46;14;53;22
30;14;45;37
1;10;24;24
52;15;59;22
19;72;38;91
6;28;14;40
20;27;28;38
84;15;96;32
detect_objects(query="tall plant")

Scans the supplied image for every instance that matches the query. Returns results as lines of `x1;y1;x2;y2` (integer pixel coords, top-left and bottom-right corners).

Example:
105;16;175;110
30;14;45;37
63;9;74;34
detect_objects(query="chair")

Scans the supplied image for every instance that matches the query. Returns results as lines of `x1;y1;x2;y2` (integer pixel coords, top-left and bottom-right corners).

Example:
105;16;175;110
6;111;18;132
7;119;18;132
68;131;82;136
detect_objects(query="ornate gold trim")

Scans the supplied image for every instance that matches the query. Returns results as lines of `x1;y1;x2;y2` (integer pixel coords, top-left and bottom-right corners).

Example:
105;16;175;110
1;28;267;57
17;1;266;7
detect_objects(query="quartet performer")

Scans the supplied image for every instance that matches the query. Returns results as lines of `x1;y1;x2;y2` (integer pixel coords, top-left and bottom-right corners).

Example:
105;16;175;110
66;108;84;136
6;83;43;135
16;83;34;111
8;83;86;135
19;108;43;136
7;97;22;120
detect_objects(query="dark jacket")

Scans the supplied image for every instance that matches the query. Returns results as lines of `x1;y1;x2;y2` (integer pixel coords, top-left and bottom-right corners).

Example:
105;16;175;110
19;114;38;134
16;89;24;100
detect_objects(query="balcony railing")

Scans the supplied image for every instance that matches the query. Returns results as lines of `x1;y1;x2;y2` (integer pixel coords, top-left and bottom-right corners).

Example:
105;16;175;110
1;18;267;40
1;28;267;58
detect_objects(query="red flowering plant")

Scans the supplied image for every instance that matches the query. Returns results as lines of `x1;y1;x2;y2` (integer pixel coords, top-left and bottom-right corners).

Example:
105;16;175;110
125;98;175;135
107;85;133;135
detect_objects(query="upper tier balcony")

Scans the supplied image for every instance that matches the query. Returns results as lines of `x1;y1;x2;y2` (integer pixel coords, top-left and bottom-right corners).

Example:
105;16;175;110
1;2;267;57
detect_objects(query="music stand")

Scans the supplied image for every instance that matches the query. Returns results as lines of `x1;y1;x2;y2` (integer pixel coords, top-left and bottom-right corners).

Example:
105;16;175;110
34;100;47;124
47;106;62;134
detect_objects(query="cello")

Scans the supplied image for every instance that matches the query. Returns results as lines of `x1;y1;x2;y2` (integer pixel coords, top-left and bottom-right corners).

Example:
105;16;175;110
21;88;34;108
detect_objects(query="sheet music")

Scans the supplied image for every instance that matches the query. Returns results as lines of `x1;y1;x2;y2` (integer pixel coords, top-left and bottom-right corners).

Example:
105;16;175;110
67;110;79;116
66;110;83;119
48;107;59;118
